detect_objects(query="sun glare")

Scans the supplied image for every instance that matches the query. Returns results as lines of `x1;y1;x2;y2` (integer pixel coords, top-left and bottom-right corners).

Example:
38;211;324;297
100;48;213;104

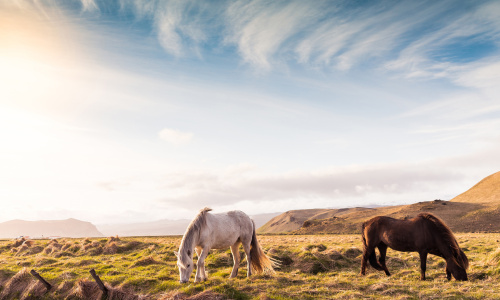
0;3;87;109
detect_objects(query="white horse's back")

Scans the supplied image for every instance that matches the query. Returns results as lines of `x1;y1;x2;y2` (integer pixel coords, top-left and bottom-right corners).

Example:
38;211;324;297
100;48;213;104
202;211;253;249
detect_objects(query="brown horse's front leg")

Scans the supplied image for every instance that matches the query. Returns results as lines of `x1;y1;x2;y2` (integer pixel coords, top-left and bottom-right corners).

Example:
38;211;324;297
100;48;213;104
419;251;428;280
445;265;451;281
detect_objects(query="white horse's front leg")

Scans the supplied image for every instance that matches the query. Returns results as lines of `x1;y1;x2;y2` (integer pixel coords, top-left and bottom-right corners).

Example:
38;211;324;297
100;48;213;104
195;247;209;282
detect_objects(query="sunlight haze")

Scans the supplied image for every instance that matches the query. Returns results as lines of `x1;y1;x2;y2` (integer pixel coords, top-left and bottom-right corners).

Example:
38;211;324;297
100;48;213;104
1;0;499;225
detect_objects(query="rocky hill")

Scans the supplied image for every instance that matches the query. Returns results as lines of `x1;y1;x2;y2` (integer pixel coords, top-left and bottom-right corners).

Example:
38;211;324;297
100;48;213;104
0;218;103;238
259;171;500;234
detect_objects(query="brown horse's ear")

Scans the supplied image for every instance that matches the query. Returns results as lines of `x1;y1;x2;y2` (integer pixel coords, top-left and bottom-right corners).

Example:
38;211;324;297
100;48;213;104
174;251;179;257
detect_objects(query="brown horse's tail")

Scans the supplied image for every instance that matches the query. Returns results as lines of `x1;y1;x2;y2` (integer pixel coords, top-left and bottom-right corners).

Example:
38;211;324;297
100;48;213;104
361;222;383;271
250;220;275;275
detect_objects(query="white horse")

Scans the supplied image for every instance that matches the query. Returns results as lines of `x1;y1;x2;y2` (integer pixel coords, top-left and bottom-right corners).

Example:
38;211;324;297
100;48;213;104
175;208;274;283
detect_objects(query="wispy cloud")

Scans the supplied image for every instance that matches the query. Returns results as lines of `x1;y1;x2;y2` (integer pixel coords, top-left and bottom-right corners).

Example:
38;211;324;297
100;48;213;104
295;1;448;70
157;162;467;209
13;0;500;76
80;0;98;12
453;61;500;91
224;0;321;70
158;128;193;146
118;0;221;57
4;0;500;224
386;1;500;82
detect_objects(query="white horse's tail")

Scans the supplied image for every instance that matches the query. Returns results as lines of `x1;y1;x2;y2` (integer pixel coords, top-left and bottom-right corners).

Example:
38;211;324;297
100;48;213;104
250;220;275;275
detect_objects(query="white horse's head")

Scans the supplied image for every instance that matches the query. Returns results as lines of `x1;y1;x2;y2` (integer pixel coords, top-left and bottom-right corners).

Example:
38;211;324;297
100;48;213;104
175;248;194;283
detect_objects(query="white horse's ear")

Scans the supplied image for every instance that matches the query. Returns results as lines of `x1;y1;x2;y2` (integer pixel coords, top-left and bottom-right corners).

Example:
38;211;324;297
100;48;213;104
174;251;179;257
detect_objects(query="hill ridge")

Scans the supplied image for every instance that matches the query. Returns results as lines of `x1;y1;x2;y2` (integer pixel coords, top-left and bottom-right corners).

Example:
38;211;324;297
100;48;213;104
259;171;500;234
0;218;104;238
451;171;500;204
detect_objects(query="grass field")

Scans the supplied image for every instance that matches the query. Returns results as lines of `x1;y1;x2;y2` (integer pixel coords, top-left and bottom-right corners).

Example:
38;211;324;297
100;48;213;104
1;233;499;299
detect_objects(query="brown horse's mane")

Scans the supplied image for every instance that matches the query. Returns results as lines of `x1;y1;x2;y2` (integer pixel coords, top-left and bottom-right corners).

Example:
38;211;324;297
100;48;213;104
179;207;212;265
418;213;469;269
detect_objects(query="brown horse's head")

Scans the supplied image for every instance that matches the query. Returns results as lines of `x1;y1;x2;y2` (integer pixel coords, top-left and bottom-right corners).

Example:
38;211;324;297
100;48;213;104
420;213;469;281
447;249;469;281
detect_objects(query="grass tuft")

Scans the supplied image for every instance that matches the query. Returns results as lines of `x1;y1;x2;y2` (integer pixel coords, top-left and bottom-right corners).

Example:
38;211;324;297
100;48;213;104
0;234;499;299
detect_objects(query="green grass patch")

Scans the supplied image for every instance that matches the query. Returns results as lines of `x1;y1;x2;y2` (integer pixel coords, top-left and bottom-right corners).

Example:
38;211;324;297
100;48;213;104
0;234;499;299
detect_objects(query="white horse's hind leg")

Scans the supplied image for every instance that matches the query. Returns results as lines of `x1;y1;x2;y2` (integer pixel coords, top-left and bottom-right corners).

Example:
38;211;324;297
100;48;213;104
242;242;252;277
195;247;209;282
230;242;241;278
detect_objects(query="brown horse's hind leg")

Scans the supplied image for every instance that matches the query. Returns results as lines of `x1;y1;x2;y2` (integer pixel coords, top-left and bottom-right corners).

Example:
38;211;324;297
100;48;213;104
377;243;391;276
361;245;378;275
419;251;428;280
360;246;371;275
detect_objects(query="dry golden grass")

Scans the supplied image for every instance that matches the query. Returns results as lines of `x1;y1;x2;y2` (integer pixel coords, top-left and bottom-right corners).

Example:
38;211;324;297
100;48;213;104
0;233;499;299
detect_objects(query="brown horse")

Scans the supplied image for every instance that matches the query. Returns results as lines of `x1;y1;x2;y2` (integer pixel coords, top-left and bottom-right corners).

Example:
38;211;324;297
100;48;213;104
360;213;468;281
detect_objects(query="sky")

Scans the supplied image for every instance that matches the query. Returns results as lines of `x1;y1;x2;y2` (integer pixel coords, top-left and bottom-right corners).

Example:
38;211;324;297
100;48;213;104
1;0;500;225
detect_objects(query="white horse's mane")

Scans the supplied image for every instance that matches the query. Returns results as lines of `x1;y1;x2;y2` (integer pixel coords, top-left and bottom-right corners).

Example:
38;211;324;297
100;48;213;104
179;207;212;264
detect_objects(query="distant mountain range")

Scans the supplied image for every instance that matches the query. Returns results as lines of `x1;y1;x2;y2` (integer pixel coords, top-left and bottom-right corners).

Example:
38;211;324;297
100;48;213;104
258;171;500;234
0;212;281;239
0;218;103;239
3;171;498;238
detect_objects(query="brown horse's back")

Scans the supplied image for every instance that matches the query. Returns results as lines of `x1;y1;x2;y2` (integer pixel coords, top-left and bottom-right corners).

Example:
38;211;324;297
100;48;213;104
363;216;422;252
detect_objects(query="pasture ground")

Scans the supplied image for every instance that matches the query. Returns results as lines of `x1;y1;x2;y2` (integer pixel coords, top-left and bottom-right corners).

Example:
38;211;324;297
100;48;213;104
0;233;499;299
